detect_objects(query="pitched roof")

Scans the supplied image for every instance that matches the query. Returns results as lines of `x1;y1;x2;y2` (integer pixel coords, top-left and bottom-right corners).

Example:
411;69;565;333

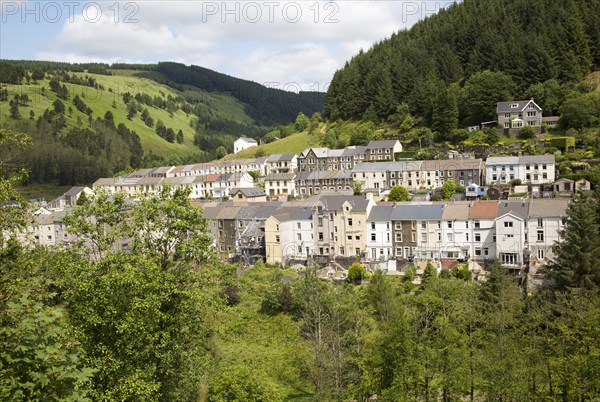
421;159;483;171
468;201;499;219
497;200;530;219
528;199;570;218
518;154;555;164
367;140;400;149
64;186;85;197
266;153;296;163
265;172;296;181
230;187;267;198
442;202;470;220
389;203;444;221
317;195;371;212
236;137;258;144
367;206;395;222
496;99;542;113
486;156;520;165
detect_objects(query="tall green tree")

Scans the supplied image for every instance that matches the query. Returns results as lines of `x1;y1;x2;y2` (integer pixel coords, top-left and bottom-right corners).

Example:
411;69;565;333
432;83;459;139
546;191;600;290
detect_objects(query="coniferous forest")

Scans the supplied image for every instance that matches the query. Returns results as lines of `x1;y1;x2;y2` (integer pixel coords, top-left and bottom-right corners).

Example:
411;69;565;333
325;0;600;127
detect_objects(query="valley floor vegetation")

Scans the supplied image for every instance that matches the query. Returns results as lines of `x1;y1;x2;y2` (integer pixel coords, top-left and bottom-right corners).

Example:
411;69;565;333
2;128;600;401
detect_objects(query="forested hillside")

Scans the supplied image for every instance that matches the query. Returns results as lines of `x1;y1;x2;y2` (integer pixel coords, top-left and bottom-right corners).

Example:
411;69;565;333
0;60;323;186
325;0;600;127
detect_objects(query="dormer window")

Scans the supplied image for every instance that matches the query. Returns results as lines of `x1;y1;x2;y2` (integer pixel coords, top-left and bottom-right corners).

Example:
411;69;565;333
510;103;519;108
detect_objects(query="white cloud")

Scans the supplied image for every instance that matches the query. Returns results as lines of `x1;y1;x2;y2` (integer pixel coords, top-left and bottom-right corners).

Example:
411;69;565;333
31;1;455;86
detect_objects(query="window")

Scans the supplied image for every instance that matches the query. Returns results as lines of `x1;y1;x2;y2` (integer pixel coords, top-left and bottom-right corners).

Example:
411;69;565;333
501;253;518;265
395;223;402;230
395;233;403;242
347;235;352;240
447;221;453;229
318;232;324;241
484;248;489;256
510;103;518;108
447;233;454;242
297;222;301;229
396;247;403;256
537;230;544;242
466;221;469;228
297;233;302;241
371;233;376;241
371;222;376;230
475;247;482;256
466;233;469;241
537;249;545;259
537;218;543;227
348;218;353;226
421;233;427;243
340;247;345;256
474;220;480;229
318;217;323;227
475;233;481;242
504;221;513;228
275;235;280;242
421;222;426;229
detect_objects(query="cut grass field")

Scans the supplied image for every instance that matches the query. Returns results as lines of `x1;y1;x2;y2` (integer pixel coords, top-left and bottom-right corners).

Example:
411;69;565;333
0;70;255;159
224;130;320;160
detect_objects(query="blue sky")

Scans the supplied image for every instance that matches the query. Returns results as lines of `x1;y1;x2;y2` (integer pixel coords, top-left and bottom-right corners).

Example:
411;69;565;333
1;1;456;89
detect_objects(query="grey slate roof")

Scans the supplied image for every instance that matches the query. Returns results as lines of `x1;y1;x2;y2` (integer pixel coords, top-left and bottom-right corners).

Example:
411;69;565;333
496;100;542;113
316;195;371;212
238;137;258;144
230;187;267;198
64;186;85;197
497;200;530;220
367;206;395;222
366;140;400;149
518;155;555;164
390;204;444;221
528;199;570;218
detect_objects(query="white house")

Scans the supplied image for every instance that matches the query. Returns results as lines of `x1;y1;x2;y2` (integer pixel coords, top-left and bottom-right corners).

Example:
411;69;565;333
264;173;297;198
495;201;530;269
366;206;394;261
233;137;258;154
467;201;499;261
440;202;471;259
526;199;569;266
265;207;314;263
486;155;555;185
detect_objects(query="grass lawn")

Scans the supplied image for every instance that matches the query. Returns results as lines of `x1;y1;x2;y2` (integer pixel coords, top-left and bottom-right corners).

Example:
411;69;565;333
225;130;320;160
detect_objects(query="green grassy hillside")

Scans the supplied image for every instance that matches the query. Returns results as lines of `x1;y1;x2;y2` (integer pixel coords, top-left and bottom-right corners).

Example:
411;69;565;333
0;70;253;159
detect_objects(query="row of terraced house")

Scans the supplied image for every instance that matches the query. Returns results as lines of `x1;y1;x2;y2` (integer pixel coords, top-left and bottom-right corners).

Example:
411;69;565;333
92;139;557;200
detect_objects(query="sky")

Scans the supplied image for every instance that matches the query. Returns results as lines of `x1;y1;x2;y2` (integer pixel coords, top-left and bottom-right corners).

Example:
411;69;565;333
1;1;457;91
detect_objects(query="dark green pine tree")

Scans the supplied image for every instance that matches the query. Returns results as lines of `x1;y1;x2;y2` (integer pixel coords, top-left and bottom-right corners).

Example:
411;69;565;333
432;83;458;140
546;191;600;290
